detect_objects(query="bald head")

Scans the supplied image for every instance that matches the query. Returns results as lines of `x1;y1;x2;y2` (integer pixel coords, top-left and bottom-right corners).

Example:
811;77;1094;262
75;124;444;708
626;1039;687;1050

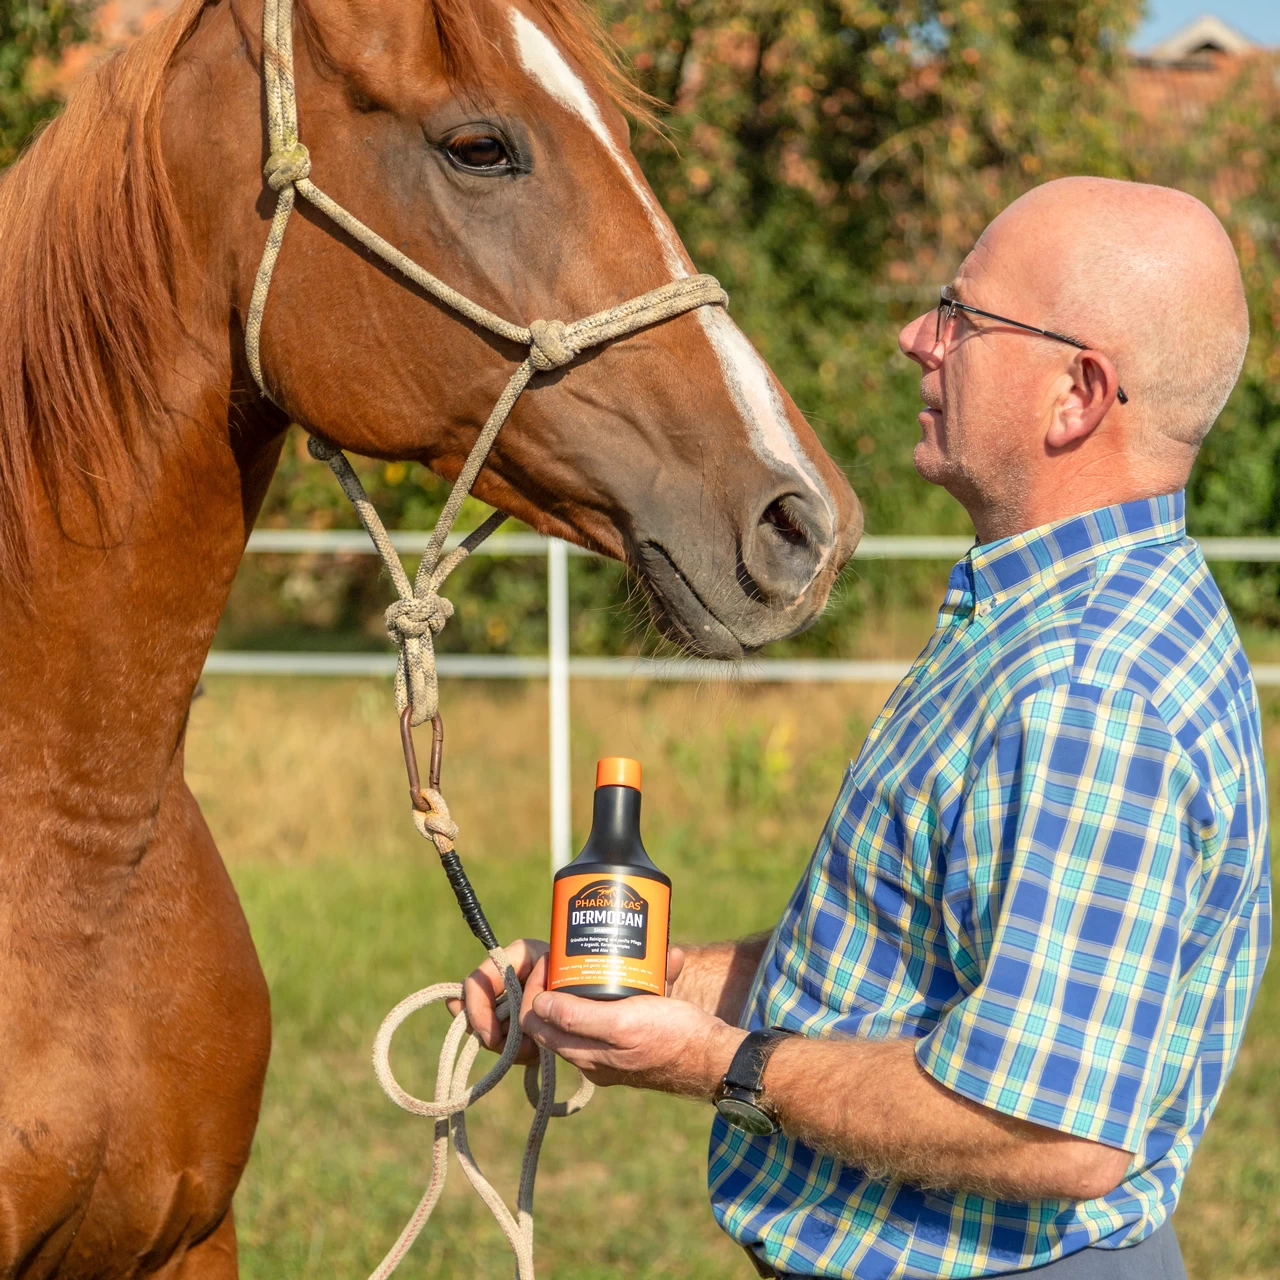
985;177;1249;456
899;176;1250;540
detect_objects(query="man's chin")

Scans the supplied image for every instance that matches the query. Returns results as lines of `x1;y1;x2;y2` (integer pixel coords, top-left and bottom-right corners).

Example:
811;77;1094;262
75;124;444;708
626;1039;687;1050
913;440;949;487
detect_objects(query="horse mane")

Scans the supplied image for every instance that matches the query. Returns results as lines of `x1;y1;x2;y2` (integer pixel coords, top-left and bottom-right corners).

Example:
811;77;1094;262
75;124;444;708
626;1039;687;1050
0;0;207;589
0;0;650;589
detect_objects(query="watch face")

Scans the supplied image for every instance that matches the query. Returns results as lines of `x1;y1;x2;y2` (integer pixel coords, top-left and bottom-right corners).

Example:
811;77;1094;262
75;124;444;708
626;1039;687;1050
715;1096;777;1136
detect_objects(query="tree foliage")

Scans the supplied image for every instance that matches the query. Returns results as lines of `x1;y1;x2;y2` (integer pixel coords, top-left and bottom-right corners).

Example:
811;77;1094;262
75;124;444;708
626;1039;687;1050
0;1;88;167
1142;57;1280;621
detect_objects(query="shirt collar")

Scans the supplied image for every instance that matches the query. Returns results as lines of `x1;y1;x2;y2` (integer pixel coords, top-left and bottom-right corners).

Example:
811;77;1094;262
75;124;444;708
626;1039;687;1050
964;492;1186;608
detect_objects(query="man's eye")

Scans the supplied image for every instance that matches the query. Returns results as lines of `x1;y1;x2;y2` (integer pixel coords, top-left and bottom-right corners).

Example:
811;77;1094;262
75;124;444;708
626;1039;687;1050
445;134;513;172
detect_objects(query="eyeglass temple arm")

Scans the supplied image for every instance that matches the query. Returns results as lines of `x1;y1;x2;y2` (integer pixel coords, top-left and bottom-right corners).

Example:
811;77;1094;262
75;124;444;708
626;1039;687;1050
941;296;1128;404
948;299;1084;349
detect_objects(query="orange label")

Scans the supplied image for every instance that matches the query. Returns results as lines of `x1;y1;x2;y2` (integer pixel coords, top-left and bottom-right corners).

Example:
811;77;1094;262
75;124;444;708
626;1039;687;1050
548;872;670;996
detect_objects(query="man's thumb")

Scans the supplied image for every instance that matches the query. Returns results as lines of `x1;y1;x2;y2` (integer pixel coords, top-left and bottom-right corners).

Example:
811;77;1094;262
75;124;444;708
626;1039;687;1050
667;945;687;991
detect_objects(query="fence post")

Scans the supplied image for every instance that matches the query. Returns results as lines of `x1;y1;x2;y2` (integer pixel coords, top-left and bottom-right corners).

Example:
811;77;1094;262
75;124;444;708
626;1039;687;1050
548;539;572;871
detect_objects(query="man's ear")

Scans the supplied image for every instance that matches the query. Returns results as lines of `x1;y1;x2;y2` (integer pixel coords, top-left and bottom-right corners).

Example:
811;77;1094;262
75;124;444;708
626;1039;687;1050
1045;349;1122;451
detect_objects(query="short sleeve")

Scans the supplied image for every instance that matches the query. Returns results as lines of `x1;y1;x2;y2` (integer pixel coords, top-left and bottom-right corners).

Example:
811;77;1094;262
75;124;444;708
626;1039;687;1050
915;682;1203;1152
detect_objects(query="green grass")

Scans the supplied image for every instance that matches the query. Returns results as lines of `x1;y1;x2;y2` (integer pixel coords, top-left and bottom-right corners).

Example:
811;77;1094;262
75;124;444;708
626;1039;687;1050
186;678;1280;1279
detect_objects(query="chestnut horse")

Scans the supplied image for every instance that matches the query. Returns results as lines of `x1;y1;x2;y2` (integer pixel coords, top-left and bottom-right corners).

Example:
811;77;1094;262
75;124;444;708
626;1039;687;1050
0;0;860;1273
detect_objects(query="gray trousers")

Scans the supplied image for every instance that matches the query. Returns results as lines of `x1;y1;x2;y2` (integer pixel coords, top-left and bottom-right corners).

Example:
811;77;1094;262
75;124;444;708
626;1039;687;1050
761;1218;1186;1279
1006;1221;1185;1278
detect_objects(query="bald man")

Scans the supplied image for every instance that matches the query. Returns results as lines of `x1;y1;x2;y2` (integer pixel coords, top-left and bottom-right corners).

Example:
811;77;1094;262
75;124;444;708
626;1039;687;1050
460;178;1270;1278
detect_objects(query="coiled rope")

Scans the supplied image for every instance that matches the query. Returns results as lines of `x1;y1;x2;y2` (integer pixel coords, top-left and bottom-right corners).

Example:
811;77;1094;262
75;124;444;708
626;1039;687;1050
244;0;727;1275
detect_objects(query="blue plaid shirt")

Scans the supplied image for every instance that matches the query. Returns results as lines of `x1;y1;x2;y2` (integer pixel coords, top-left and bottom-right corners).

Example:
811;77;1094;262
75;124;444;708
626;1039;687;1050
709;493;1271;1278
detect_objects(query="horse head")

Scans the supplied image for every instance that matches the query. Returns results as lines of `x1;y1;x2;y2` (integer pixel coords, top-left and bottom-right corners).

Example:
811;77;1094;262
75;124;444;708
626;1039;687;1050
167;0;861;658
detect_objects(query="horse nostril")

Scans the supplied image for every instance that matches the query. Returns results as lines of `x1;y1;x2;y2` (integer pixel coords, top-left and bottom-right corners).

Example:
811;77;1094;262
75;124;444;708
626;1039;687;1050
742;493;828;605
760;498;811;549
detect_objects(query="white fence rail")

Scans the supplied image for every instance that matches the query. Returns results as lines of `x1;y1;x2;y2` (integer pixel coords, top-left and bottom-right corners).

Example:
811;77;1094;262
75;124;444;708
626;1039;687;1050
241;529;1280;561
208;529;1280;867
202;650;919;683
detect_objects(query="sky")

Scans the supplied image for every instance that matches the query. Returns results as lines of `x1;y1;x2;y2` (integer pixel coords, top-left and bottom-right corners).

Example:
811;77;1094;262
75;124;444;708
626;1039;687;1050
1134;1;1280;50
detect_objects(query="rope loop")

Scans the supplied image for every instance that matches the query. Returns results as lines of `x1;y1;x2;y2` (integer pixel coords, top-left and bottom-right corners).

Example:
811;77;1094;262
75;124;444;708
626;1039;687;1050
386;593;454;643
265;141;312;191
367;949;594;1280
527;319;577;371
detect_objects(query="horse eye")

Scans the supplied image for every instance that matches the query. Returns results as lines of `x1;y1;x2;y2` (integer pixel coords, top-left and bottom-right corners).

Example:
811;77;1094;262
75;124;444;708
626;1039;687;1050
445;134;513;173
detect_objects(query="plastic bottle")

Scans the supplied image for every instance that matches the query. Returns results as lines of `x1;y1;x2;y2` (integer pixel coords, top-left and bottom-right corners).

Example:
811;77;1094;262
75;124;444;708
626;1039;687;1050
547;757;671;999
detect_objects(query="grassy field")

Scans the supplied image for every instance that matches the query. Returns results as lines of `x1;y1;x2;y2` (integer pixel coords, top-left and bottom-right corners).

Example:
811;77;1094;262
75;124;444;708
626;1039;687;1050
186;676;1280;1279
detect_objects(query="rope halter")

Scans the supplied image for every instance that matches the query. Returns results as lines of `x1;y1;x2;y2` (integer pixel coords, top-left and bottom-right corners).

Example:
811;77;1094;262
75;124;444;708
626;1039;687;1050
246;0;727;730
527;320;576;371
385;594;453;644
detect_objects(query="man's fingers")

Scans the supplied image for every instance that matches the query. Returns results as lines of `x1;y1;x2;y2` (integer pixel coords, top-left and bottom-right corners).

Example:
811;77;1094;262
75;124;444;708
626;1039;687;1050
520;1007;616;1059
462;966;507;1048
465;975;528;1049
506;938;551;978
466;939;550;1000
528;991;664;1043
520;955;550;1013
459;938;550;1052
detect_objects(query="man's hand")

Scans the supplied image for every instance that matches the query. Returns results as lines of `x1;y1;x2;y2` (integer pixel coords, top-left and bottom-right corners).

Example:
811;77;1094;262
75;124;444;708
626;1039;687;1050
447;938;690;1067
519;953;746;1096
446;938;549;1064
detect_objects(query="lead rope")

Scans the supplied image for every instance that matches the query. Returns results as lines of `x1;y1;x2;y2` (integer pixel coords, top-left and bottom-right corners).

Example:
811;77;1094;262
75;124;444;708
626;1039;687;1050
244;0;727;1275
305;440;593;1280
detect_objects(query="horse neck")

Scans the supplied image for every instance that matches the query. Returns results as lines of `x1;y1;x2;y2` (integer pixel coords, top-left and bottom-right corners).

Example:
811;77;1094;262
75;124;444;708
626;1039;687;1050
0;373;281;872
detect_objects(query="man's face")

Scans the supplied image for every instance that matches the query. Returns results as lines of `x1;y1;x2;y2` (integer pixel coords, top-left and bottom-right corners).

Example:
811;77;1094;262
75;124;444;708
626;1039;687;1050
897;218;1065;513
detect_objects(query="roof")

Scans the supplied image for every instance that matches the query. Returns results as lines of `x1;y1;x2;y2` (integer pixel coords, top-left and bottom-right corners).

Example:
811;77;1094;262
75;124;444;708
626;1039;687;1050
1143;13;1258;62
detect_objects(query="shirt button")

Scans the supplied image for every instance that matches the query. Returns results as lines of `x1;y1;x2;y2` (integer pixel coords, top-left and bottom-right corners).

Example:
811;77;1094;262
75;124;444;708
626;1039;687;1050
975;602;992;617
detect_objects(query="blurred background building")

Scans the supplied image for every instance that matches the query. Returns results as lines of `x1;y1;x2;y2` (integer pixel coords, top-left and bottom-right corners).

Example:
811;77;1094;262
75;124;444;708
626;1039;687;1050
1131;13;1271;125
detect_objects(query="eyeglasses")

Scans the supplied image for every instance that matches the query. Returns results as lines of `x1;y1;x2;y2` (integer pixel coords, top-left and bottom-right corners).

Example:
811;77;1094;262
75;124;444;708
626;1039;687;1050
935;284;1128;405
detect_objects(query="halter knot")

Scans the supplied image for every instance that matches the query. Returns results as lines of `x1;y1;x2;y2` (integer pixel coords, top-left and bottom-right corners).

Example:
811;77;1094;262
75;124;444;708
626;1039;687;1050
528;319;577;372
265;142;312;192
386;593;454;643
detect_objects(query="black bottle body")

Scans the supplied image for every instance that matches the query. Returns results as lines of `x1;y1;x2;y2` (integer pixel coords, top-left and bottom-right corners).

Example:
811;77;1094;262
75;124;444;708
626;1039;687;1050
548;785;671;1000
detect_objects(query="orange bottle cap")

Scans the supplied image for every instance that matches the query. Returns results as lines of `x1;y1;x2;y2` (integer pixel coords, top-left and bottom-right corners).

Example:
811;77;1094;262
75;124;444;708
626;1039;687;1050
595;757;642;791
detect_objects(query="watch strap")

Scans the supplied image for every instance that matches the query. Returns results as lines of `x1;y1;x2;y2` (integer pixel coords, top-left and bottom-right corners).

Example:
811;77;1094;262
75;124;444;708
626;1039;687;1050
722;1027;795;1093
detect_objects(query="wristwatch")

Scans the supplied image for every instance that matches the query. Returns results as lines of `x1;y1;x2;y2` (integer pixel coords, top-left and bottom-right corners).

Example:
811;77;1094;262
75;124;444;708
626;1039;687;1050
714;1027;796;1135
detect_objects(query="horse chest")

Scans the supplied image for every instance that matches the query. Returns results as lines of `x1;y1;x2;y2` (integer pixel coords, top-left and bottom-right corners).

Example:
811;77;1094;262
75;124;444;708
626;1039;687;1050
0;794;269;1277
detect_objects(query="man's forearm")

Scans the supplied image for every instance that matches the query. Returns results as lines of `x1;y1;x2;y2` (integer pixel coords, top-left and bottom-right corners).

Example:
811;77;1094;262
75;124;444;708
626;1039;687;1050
522;951;1131;1202
760;1036;1131;1203
670;932;770;1023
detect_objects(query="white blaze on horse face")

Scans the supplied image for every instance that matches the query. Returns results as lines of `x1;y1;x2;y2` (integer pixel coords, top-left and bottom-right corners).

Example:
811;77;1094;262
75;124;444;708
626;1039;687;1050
509;9;686;278
508;9;835;539
698;308;835;535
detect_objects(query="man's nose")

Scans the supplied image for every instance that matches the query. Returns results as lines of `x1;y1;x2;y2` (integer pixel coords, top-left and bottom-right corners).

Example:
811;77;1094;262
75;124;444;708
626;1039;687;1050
898;311;940;370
